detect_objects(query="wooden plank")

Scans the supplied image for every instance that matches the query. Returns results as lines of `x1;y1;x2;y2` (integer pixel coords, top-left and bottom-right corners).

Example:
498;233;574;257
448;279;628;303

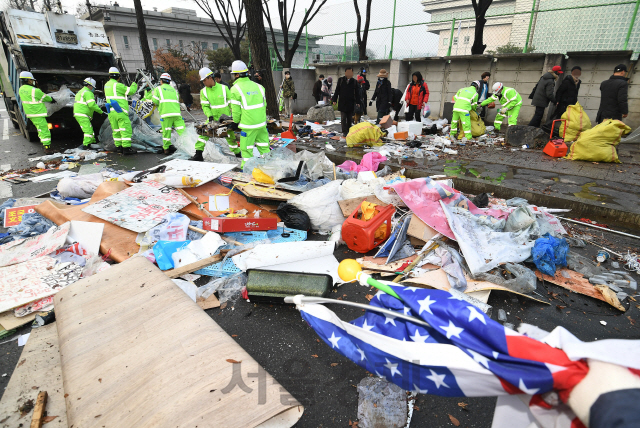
338;196;386;217
30;391;47;428
235;181;296;202
407;215;439;242
0;310;36;330
197;294;221;310
163;254;223;279
53;257;303;428
0;323;67;427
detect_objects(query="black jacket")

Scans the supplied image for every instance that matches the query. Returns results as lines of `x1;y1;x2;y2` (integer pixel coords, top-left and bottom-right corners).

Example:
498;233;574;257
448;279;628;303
555;75;581;107
312;79;322;98
531;72;557;107
178;83;193;105
331;76;361;112
371;78;392;111
597;75;629;122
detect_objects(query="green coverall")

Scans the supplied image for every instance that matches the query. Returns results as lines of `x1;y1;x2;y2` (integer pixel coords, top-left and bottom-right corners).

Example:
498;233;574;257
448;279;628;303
481;86;522;131
450;85;478;140
152;83;185;150
199;83;238;153
73;86;103;146
229;77;270;168
19;84;52;147
104;78;137;148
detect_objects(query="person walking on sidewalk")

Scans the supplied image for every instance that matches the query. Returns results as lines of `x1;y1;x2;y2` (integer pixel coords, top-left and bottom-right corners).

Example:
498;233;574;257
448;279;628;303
480;82;522;134
370;69;393;125
551;66;582;122
18;71;56;154
74;77;104;150
228;60;270;168
332;67;362;135
281;71;295;118
152;73;186;155
313;74;324;103
450;80;480;141
403;72;429;122
528;65;562;127
178;82;193;111
596;64;629;123
194;67;238;162
104;67;137;155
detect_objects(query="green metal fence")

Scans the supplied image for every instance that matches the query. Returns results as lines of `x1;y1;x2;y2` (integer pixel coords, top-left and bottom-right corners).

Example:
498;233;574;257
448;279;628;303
278;0;640;69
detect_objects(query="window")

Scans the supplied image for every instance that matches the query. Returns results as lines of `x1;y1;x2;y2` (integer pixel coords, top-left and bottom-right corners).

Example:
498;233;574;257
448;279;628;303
200;41;207;50
464;36;470;44
453;37;458;45
166;38;171;47
442;37;447;46
152;38;158;50
123;35;129;49
191;41;196;48
212;43;218;50
179;40;184;49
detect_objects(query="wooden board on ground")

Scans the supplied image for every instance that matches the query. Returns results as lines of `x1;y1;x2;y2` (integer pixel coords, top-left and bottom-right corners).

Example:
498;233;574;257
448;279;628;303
197;293;221;310
407;215;439;243
535;269;624;311
338;196;386;217
0;310;36;330
35;181;139;263
54;257;303;428
358;256;416;273
404;268;548;304
235;181;296;202
0;323;67;427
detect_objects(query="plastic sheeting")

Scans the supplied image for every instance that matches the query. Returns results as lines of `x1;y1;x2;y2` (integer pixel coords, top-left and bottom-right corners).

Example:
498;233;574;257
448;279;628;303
45;85;75;116
57;173;103;199
338;152;387;172
243;148;334;183
532;233;569;276
3;213;57;243
98;110;164;153
288;180;344;232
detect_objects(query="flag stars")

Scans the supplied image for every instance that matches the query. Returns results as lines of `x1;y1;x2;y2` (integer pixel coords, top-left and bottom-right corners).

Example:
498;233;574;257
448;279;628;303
410;329;429;343
468;349;490;369
467;306;486;324
361;319;374;331
417;295;436;315
384;358;402;377
440;321;464;339
355;345;366;361
328;332;341;349
413;384;428;394
426;370;449;389
384;314;397;326
518;379;540;395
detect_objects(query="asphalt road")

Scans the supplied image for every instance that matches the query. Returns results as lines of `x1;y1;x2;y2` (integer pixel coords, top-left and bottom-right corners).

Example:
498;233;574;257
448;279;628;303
0;109;638;427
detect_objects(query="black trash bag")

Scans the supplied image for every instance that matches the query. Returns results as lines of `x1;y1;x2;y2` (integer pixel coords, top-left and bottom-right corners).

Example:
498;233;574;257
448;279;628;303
276;203;311;231
472;192;489;208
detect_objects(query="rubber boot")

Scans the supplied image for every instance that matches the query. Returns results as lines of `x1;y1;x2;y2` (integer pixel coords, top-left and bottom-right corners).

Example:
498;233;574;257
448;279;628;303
44;146;54;155
122;147;136;155
189;150;204;162
164;146;177;155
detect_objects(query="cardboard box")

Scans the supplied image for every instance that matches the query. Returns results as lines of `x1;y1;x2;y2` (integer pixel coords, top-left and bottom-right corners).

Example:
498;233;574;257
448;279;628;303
407;216;438;242
203;217;278;233
379;115;393;129
394;131;409;140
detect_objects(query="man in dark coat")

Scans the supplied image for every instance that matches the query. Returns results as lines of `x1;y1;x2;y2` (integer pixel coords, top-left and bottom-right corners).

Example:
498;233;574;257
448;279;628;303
332;67;362;135
359;68;370;109
549;66;582;122
178;83;193;111
596;64;629;123
370;69;393;124
528;65;562;127
312;74;324;103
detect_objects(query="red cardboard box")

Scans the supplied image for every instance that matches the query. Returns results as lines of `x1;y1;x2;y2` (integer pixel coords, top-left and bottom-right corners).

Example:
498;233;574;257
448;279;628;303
203;217;278;233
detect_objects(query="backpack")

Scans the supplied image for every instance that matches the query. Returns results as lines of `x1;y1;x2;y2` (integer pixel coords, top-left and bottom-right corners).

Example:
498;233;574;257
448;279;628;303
529;78;541;99
391;88;403;106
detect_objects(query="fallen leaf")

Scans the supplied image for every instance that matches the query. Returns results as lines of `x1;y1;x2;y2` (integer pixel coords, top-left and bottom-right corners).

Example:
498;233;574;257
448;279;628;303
311;354;318;358
226;359;241;364
98;378;102;383
95;414;102;418
232;334;238;337
330;363;338;367
64;394;69;398
628;316;636;326
373;403;377;408
17;359;26;368
365;294;374;301
449;414;460;426
458;402;468;410
42;415;58;424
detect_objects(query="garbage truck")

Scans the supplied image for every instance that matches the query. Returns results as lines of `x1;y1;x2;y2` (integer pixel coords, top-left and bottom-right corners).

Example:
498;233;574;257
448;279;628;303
0;9;117;142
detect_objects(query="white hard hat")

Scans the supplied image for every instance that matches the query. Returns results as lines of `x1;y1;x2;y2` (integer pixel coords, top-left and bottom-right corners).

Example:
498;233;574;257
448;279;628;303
231;60;248;74
199;67;213;81
160;72;171;81
19;71;34;80
492;82;504;93
84;77;96;87
471;80;481;89
109;67;120;74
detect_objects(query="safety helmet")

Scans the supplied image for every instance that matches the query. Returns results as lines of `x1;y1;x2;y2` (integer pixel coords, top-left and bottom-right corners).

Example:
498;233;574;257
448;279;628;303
471;80;481;89
19;71;35;80
492;82;504;94
108;67;120;74
231;60;248;74
83;77;97;88
199;67;213;81
160;72;171;82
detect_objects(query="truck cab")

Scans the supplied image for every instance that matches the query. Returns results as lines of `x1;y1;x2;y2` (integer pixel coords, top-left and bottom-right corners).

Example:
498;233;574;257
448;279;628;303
0;9;117;142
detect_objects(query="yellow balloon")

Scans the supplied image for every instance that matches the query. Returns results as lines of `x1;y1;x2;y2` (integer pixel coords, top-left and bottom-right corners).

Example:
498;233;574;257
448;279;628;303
338;259;362;282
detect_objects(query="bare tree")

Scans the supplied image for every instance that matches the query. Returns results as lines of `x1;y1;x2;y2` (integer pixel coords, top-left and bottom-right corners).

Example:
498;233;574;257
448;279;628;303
353;0;373;61
471;0;493;55
193;0;246;59
262;0;328;69
244;0;278;117
188;42;208;70
133;0;156;78
7;0;37;11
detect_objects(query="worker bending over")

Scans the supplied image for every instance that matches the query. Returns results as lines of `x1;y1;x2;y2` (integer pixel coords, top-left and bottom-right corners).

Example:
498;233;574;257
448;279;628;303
152;72;185;155
450;80;480;141
195;67;238;162
480;82;522;134
228;60;270;168
104;67;137;154
73;77;104;150
18;71;55;154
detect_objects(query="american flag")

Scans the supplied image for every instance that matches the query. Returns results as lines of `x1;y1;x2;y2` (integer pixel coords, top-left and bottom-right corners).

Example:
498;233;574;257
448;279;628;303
294;285;640;427
219;175;233;185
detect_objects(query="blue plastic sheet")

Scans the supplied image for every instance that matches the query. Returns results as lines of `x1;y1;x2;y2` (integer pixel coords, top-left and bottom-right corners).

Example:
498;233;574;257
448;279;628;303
0;198;16;220
532;233;569;276
153;240;190;270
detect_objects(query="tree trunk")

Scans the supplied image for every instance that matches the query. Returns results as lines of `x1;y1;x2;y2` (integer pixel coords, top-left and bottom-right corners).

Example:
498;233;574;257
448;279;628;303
471;16;487;54
243;0;278;118
133;0;156;78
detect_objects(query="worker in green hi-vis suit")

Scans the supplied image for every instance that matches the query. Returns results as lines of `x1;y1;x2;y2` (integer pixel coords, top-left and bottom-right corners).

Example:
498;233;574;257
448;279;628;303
73;77;104;150
152;72;185;155
104;67;137;154
18;71;55;154
481;82;522;133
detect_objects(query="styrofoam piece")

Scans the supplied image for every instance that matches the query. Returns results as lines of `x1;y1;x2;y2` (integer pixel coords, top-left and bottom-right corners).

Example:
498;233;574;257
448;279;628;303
397;121;422;136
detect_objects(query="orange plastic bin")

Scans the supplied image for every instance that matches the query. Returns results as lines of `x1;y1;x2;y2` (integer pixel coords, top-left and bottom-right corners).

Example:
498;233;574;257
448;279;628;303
342;203;395;253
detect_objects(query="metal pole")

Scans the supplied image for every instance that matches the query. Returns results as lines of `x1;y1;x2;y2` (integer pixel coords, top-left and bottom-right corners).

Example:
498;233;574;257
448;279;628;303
523;0;537;53
446;18;456;56
624;0;640;50
305;8;309;68
343;32;347;62
389;0;397;59
558;217;640;240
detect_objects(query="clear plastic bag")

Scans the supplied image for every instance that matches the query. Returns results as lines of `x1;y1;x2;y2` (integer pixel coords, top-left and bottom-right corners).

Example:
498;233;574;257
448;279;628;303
57;173;103;199
45;85;75;116
288;180;344;232
203;138;241;165
197;272;247;302
170;122;199;157
99;110;164;153
473;263;537;294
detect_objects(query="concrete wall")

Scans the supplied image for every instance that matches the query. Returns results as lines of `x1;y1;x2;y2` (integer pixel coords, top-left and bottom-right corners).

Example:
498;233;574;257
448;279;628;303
275;68;318;115
313;51;640;129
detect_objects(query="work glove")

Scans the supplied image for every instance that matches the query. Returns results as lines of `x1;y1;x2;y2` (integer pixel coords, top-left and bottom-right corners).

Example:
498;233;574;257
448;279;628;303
50;98;57;104
227;122;239;131
208;116;214;123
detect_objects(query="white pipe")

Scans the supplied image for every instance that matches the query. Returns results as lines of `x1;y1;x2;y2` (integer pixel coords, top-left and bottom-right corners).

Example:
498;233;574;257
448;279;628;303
558;217;640;240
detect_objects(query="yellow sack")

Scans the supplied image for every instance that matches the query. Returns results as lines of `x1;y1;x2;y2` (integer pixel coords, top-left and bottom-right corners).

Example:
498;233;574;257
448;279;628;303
564;119;631;163
458;109;486;139
252;168;275;184
560;102;591;142
346;122;384;147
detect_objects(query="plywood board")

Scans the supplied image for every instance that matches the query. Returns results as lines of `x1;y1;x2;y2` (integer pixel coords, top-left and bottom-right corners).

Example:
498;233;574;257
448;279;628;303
0;310;36;330
407;215;439;243
535;269;624;311
35;181;140;263
338;196;386;217
0;323;67;427
153;159;236;187
54;257;303;428
404;268;548;303
236;181;296;202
